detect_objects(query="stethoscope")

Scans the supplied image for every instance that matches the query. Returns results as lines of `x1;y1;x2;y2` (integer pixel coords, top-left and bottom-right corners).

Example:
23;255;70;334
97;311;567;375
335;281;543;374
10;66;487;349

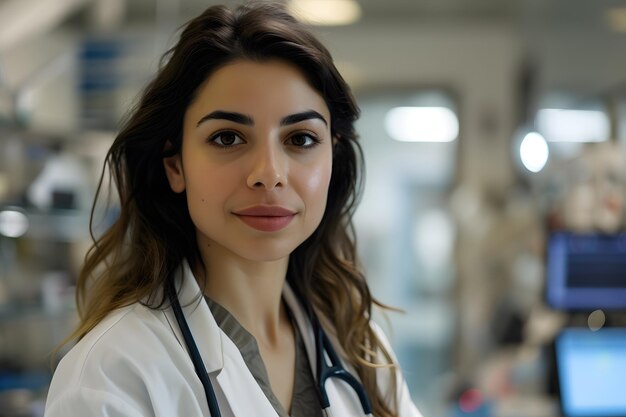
168;281;373;416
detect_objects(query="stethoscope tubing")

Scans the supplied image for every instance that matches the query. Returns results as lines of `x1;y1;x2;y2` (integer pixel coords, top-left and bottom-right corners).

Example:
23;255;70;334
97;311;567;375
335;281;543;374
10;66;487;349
315;321;373;414
169;280;372;416
169;286;222;417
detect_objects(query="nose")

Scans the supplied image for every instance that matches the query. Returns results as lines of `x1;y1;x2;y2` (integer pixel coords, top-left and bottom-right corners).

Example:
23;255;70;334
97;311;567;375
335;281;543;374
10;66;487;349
246;141;286;190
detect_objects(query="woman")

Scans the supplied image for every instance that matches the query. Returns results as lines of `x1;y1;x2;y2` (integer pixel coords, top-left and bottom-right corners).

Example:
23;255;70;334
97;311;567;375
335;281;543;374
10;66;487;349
44;2;422;417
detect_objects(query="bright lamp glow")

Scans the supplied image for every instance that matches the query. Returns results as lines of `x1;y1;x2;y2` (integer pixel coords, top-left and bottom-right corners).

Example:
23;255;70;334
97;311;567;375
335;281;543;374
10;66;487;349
385;106;459;143
519;132;549;173
607;7;626;32
288;0;361;26
0;209;29;238
537;109;610;143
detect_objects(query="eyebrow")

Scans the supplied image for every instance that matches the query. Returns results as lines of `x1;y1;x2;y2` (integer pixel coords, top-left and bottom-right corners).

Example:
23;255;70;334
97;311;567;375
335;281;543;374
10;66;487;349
196;110;328;128
196;110;253;127
280;110;327;127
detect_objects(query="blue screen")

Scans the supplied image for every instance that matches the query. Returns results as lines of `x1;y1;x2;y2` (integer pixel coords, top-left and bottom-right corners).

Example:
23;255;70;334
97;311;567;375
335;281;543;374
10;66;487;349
556;328;626;417
546;232;626;310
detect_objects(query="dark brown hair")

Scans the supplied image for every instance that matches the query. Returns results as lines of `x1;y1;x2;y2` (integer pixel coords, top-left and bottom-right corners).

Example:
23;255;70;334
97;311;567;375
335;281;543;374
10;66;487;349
72;2;398;416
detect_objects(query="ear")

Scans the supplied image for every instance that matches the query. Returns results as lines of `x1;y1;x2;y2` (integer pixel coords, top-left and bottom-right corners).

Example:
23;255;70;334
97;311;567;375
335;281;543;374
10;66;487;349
163;153;186;193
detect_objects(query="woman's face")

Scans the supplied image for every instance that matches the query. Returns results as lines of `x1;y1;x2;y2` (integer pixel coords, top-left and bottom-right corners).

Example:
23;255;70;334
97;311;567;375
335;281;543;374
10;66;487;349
164;59;333;263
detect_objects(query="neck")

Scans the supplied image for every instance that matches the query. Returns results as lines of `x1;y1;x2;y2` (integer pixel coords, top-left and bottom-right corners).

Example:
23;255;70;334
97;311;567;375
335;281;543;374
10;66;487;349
195;248;291;347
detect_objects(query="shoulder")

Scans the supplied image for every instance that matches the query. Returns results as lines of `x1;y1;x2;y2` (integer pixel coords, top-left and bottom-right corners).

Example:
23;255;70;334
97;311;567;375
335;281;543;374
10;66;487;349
55;303;176;380
45;303;190;415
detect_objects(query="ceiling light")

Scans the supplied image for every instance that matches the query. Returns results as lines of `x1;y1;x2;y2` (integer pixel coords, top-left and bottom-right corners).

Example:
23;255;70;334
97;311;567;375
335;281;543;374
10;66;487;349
536;109;610;143
519;132;549;173
385;106;459;143
607;7;626;32
0;208;29;238
288;0;361;26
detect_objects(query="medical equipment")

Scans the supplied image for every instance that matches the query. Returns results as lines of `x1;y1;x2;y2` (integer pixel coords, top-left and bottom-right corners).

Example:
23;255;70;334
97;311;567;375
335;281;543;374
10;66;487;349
555;327;626;417
545;232;626;310
168;282;373;417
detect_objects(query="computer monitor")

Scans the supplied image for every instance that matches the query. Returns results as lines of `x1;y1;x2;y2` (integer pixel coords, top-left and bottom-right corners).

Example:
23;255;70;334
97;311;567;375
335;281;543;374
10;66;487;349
555;328;626;417
545;232;626;311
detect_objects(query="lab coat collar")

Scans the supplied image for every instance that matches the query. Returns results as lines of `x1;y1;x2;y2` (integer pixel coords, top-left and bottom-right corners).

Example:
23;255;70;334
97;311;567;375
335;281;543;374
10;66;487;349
171;262;314;416
171;261;354;376
171;261;367;416
283;282;366;415
170;261;317;376
170;260;225;374
171;261;315;374
282;283;318;373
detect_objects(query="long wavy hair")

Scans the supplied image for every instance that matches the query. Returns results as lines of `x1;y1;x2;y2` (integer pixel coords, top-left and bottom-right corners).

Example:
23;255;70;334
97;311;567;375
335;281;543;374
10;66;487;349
70;2;398;416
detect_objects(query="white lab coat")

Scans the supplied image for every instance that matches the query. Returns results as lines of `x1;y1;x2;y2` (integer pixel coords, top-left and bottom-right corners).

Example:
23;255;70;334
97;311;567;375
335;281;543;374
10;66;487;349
44;261;422;417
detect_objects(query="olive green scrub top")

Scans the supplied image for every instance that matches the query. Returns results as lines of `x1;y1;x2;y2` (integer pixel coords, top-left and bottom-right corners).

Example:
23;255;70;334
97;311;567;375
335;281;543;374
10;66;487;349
205;297;323;417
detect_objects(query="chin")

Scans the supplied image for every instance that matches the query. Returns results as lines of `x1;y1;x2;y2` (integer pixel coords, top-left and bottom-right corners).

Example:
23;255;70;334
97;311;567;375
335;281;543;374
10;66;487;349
239;246;294;263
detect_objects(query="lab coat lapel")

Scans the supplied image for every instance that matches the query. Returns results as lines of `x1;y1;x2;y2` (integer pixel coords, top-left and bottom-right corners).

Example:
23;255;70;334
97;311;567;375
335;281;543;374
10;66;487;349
175;262;279;416
215;350;280;417
170;269;364;416
168;261;224;374
282;284;317;373
282;284;366;416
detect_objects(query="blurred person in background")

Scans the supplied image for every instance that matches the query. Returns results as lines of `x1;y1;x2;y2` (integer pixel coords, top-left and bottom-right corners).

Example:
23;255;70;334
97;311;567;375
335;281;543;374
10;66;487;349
43;2;421;417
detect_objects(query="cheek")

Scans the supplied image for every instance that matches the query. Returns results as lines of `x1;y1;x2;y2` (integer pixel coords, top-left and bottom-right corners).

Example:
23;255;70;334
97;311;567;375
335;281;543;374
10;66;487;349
185;164;237;210
301;159;333;208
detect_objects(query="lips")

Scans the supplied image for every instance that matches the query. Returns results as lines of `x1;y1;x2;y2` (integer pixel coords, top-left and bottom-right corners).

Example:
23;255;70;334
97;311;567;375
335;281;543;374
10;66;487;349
233;205;296;217
233;205;296;232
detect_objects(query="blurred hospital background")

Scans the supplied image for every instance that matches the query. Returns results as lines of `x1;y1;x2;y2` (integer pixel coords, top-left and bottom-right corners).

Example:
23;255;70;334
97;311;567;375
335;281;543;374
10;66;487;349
2;0;626;416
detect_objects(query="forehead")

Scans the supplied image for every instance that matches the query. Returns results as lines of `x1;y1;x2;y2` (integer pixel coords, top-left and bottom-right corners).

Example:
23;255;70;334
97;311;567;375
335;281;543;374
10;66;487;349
186;59;330;121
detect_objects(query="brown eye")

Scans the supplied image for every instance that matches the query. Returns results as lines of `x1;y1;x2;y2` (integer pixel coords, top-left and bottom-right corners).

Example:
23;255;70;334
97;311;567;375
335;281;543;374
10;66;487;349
288;133;320;148
209;131;244;147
